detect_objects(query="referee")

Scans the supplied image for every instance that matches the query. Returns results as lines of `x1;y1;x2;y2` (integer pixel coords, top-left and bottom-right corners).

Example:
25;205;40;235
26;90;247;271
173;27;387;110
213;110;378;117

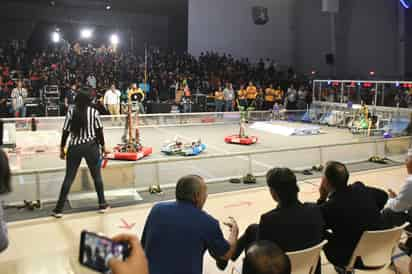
52;89;110;218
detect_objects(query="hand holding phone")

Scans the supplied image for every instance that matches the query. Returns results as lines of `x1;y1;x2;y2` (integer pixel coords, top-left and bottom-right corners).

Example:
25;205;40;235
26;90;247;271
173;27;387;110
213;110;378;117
108;234;149;274
79;231;131;273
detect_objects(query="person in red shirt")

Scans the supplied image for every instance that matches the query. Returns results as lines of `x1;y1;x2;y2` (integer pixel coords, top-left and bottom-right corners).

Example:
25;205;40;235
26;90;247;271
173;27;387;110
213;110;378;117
2;66;9;78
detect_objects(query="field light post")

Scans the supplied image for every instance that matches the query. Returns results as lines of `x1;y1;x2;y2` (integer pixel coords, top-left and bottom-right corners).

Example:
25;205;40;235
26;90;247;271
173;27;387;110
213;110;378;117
110;34;119;52
80;28;93;39
51;31;60;43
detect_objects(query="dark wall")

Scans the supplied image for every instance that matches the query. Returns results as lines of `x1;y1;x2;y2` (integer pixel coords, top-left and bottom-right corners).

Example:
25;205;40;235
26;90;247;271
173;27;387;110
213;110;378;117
405;8;412;79
188;0;294;62
295;0;401;79
0;1;185;53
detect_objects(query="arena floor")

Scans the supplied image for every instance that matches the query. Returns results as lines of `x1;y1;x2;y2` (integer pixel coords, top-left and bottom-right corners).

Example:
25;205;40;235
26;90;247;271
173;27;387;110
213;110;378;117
0;166;409;274
10;121;359;171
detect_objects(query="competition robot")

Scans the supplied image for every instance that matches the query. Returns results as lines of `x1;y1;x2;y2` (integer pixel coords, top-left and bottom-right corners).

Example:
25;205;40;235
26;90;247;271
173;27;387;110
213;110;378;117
224;100;258;145
107;84;152;161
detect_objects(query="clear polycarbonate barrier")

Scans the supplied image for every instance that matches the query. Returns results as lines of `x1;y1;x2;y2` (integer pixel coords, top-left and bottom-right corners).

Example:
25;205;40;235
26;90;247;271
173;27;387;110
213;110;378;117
3;136;410;206
313;80;412;107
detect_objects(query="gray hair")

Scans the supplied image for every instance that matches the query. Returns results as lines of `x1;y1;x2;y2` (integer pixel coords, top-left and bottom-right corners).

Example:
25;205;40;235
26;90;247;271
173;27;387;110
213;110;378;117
175;175;203;203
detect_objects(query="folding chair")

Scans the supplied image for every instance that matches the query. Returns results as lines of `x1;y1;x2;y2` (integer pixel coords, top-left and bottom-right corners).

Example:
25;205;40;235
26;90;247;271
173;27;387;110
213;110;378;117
286;240;328;274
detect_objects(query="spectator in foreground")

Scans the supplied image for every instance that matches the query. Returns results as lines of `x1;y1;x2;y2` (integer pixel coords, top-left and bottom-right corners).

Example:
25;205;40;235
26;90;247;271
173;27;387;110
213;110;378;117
141;175;239;274
0;148;11;253
242;241;291;274
317;161;388;271
109;234;149;274
382;149;412;254
218;168;324;271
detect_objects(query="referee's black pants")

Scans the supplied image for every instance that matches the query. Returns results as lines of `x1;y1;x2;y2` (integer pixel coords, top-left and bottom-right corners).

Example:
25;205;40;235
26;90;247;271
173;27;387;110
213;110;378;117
55;141;107;212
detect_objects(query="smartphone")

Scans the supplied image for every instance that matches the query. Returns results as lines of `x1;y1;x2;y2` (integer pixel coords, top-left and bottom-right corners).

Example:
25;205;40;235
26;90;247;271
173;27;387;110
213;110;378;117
79;230;130;273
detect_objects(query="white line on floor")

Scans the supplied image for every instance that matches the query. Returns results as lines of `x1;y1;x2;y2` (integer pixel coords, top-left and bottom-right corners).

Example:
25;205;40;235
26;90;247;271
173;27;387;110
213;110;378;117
152;125;273;170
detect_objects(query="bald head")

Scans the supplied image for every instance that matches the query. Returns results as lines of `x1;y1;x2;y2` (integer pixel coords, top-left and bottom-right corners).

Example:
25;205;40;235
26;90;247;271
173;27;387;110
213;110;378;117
175;175;207;208
243;241;291;274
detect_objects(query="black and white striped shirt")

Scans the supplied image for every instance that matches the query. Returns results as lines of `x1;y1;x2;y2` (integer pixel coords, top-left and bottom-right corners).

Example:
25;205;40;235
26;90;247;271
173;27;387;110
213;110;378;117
63;106;103;146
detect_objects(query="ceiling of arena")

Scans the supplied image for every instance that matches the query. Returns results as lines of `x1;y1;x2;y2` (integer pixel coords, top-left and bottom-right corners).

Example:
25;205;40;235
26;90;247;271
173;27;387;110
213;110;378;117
2;0;187;15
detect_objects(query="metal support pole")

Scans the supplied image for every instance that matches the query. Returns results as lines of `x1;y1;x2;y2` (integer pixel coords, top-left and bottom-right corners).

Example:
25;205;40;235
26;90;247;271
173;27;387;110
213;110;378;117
340;82;344;103
312;81;316;102
319;147;324;166
381;84;385;106
374;83;378;106
248;154;253;175
154;162;160;187
319;83;323;101
35;172;41;207
374;140;378;156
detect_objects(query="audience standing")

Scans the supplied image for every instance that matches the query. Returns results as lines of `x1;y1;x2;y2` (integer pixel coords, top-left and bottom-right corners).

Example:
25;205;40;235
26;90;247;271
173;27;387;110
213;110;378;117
223;83;235;112
10;80;27;117
215;86;224;112
104;84;121;123
64;84;77;112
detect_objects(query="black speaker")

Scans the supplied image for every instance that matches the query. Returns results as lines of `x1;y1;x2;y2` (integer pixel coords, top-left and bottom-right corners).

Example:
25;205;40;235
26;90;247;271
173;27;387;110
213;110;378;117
326;53;335;65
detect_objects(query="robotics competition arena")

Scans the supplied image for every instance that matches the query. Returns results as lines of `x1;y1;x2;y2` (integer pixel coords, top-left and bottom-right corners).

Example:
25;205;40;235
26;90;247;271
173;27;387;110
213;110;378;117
2;91;411;211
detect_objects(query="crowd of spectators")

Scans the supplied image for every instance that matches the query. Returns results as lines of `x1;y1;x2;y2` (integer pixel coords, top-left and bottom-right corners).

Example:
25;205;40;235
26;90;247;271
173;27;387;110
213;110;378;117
0;40;311;117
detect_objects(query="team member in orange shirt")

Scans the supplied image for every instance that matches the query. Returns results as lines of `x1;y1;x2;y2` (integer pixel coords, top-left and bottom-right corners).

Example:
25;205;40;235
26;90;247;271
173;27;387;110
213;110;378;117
246;81;257;108
215;87;225;112
237;85;247;109
264;84;276;110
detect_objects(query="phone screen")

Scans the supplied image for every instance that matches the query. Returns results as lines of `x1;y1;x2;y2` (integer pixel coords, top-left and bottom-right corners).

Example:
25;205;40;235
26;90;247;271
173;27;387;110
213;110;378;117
79;231;129;273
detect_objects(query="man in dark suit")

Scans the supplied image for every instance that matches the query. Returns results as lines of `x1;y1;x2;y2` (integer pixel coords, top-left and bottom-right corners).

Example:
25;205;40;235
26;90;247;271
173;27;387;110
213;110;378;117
218;167;324;270
317;161;388;269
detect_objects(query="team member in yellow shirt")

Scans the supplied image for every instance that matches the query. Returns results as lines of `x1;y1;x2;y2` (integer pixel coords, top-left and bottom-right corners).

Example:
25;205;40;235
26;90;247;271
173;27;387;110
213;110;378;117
274;85;284;104
237;85;247;109
264;84;276;110
246;81;257;108
215;87;225;112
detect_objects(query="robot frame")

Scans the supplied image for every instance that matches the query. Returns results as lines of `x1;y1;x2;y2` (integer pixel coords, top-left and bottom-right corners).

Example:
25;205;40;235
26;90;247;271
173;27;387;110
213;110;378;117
106;92;152;161
225;105;258;145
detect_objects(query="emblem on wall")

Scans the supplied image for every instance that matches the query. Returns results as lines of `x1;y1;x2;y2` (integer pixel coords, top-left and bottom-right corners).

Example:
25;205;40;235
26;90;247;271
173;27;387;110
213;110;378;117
252;6;269;25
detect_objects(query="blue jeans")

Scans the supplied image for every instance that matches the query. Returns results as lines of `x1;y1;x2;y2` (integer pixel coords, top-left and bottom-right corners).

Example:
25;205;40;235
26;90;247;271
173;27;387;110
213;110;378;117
215;101;224;112
14;106;26;117
225;100;233;112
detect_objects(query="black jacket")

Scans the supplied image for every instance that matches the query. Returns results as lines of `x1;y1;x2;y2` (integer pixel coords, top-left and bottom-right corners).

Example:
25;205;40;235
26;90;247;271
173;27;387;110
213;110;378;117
259;202;325;252
319;182;388;267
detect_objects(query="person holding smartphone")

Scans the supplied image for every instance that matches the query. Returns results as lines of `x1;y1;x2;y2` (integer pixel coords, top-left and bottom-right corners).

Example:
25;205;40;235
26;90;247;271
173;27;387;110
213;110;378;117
108;234;149;274
52;89;110;218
